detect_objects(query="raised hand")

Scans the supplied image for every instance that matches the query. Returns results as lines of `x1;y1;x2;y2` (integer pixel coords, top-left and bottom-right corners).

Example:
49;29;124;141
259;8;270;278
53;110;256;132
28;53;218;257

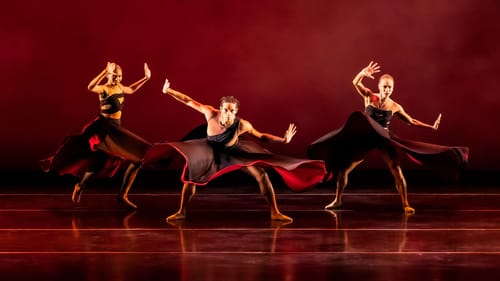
144;63;151;79
162;78;171;94
433;113;442;130
362;61;381;79
283;123;297;143
106;62;116;74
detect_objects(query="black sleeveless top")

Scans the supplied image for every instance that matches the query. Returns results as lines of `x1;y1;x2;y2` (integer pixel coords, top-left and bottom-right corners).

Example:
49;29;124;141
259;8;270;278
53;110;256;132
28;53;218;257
207;117;240;147
100;91;124;115
365;105;392;128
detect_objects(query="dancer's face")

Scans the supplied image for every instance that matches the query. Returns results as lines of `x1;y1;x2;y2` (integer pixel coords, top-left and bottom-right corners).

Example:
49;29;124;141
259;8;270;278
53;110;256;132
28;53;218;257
219;102;238;124
107;69;123;85
378;77;394;97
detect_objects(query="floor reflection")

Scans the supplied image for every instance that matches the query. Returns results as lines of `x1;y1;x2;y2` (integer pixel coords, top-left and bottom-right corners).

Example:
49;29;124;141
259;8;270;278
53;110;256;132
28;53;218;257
326;210;412;252
165;219;293;253
165;219;297;281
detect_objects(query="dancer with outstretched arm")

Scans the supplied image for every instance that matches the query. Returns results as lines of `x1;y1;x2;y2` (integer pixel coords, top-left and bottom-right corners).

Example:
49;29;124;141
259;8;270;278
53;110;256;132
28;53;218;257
308;61;468;214
41;62;152;209
143;79;326;222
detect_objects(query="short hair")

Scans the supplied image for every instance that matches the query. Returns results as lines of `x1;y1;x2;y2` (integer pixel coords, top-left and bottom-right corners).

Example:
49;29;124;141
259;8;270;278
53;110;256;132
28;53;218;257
220;96;240;109
379;73;394;82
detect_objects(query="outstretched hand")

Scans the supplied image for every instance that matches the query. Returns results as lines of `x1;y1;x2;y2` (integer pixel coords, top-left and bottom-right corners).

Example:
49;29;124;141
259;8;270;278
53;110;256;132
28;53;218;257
362;61;381;79
162;78;171;94
433;113;442;130
144;63;151;79
283;123;297;143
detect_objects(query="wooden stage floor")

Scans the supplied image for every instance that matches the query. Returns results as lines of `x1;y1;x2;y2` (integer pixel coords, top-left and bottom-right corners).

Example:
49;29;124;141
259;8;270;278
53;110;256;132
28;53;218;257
1;180;500;281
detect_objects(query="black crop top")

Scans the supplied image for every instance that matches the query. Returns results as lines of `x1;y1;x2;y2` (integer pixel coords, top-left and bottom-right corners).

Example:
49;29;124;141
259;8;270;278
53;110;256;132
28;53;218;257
100;91;124;115
365;105;392;128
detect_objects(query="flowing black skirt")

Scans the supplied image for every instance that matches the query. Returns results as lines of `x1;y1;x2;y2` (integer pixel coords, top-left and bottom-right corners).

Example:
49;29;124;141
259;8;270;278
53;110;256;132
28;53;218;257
143;137;327;192
41;115;152;178
307;111;469;180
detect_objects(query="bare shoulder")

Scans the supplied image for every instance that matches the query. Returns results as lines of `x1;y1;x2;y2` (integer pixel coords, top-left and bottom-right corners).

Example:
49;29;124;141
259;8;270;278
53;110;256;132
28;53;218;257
203;104;217;112
238;118;253;132
239;118;251;127
361;87;374;97
120;85;134;94
391;101;405;114
89;84;104;94
201;104;218;116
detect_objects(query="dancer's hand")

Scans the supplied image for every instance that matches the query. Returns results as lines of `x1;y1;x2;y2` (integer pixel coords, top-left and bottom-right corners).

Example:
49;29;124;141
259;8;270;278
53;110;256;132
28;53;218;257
106;62;117;74
162;79;171;94
361;61;380;79
432;113;442;130
144;63;151;79
284;123;297;143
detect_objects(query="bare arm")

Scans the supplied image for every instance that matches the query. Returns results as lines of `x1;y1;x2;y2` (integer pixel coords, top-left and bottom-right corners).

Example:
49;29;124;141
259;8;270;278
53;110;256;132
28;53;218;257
396;104;441;130
243;121;297;143
122;63;151;94
87;63;111;93
353;61;380;98
162;79;215;116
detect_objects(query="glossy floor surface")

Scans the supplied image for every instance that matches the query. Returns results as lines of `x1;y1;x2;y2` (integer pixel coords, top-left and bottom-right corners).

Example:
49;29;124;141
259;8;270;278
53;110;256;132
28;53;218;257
1;182;500;281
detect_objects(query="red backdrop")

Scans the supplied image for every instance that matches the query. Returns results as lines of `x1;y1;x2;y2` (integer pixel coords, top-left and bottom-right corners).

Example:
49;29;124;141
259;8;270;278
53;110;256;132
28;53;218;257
1;0;498;171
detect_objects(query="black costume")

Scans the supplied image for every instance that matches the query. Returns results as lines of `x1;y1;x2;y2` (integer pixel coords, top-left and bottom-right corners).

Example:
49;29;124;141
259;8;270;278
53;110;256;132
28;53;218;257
41;90;151;178
308;106;469;180
143;118;326;191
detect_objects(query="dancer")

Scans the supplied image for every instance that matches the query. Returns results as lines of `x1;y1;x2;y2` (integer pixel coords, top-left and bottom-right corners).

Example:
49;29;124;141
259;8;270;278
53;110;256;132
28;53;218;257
308;61;468;214
143;79;326;222
41;62;152;208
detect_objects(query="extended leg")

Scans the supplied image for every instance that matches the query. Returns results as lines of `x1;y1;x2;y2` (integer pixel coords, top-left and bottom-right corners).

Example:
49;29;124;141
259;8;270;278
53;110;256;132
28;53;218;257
166;183;197;221
73;152;107;205
325;160;363;209
118;162;141;209
72;171;94;204
381;148;414;214
243;166;292;222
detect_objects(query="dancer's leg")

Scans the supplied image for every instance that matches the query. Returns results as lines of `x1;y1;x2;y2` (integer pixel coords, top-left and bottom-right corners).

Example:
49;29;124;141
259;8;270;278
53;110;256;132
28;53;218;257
118;162;141;209
72;171;94;204
73;152;107;204
380;147;414;214
242;166;292;222
166;183;197;221
325;160;364;209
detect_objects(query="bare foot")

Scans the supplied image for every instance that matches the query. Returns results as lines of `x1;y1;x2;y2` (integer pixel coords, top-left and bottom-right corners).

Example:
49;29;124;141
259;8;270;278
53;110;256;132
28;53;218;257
271;212;293;222
72;184;82;204
325;199;342;210
166;212;186;221
118;195;137;209
404;206;415;214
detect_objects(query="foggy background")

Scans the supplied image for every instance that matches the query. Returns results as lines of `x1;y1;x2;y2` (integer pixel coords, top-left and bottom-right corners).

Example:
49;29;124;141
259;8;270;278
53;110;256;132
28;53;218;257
1;0;498;176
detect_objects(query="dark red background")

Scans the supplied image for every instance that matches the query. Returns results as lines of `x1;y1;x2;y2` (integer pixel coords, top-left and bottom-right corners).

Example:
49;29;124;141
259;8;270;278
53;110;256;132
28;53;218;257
1;0;498;171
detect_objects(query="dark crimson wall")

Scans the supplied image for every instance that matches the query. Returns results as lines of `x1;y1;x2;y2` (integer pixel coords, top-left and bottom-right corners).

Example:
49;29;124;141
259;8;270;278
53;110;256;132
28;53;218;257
1;0;499;171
